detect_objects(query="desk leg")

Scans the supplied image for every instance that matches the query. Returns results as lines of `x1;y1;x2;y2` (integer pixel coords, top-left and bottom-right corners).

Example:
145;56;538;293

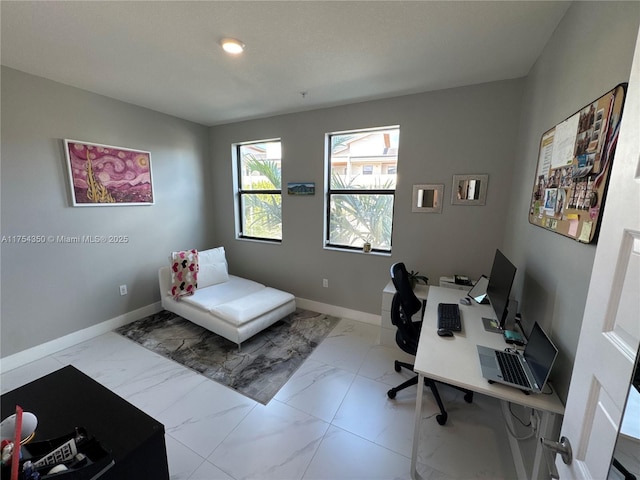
411;373;425;480
532;410;558;480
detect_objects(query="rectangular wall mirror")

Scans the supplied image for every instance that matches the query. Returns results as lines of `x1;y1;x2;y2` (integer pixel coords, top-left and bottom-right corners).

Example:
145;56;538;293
451;174;488;206
412;184;443;213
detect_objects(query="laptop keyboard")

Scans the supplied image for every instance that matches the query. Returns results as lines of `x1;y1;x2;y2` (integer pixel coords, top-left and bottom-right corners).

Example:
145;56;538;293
495;351;531;388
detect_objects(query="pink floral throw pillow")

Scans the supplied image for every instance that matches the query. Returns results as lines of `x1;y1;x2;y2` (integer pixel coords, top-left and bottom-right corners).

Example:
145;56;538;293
170;249;199;300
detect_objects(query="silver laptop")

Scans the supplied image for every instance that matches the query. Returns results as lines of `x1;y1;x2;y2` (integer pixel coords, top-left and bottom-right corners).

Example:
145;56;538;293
477;322;558;393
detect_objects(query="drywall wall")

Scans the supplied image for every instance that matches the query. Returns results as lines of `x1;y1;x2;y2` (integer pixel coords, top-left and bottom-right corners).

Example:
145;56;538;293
504;1;640;404
0;67;211;357
209;79;524;316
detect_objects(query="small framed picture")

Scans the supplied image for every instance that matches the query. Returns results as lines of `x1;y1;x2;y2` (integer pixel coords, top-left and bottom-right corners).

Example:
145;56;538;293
287;182;315;195
451;174;488;206
412;184;443;213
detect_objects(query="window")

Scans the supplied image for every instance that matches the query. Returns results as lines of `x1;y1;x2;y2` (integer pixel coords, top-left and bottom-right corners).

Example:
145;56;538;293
325;126;399;253
235;140;282;241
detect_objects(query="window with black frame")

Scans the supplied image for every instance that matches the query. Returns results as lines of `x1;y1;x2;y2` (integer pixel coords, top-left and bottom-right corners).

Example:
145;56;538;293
235;140;282;242
325;126;399;253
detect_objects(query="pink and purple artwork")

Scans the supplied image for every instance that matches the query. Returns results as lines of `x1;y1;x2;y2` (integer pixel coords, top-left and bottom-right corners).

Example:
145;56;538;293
64;139;154;206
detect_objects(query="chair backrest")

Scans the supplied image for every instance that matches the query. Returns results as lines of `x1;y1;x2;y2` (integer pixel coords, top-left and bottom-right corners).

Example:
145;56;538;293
390;262;424;353
390;262;423;317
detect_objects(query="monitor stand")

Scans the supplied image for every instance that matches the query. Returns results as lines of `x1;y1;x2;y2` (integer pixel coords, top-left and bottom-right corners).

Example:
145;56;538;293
482;317;503;333
482;299;519;334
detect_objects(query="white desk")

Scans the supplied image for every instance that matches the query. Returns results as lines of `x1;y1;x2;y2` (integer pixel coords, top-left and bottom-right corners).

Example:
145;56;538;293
411;287;565;480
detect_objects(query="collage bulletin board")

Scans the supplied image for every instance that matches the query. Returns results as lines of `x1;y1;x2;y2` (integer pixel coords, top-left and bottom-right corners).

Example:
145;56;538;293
529;84;627;243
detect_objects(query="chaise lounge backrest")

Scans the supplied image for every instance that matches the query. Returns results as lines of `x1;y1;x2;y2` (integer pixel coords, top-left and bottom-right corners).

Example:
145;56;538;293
159;247;230;299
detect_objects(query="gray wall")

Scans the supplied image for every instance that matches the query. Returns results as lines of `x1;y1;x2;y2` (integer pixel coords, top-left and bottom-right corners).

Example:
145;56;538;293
1;67;211;357
2;4;638;405
504;1;640;402
209;80;524;315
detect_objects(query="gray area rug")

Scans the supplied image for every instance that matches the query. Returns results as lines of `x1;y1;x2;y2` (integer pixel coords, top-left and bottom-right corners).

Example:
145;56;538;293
117;309;340;404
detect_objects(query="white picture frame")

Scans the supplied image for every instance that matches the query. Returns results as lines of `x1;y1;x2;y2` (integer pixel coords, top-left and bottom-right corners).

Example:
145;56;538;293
451;174;488;206
64;139;154;206
412;184;444;213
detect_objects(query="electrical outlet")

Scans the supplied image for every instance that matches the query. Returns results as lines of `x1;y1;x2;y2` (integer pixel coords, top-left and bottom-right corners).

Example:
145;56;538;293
322;279;328;288
119;284;128;296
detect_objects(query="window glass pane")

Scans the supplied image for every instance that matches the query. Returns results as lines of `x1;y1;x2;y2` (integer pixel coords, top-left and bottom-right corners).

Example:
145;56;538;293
329;193;394;250
241;193;282;240
330;128;398;190
239;142;281;190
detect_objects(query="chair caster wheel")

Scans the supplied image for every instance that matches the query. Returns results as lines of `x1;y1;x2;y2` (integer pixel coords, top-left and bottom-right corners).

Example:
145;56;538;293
464;392;473;403
394;361;401;372
436;413;448;425
387;389;397;399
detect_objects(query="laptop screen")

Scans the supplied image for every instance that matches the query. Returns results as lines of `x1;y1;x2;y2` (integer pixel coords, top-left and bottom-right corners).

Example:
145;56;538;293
524;322;558;388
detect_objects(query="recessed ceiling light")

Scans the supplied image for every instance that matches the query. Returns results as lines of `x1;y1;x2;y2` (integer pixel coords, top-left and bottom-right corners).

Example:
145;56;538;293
220;38;245;55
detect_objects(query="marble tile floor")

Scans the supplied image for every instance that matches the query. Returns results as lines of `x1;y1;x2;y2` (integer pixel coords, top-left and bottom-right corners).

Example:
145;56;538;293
1;318;517;480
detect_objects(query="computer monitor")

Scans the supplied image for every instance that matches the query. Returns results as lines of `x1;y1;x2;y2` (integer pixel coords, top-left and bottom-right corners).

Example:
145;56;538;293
486;249;517;330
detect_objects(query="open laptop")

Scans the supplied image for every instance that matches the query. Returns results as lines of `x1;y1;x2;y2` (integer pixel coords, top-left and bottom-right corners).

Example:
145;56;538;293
476;322;558;393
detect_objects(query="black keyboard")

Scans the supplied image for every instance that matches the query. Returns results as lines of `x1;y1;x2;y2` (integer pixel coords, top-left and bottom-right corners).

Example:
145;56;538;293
437;303;462;331
495;351;531;388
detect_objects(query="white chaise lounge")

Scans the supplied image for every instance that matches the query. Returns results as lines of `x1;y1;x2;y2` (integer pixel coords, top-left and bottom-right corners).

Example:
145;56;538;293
158;247;296;348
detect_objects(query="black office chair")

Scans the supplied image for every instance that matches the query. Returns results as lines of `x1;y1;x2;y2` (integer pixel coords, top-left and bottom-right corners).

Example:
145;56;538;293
387;262;473;425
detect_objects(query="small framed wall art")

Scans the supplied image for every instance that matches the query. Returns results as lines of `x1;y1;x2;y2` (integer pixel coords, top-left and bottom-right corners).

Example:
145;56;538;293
451;174;488;206
287;182;315;195
64;139;154;206
412;184;444;213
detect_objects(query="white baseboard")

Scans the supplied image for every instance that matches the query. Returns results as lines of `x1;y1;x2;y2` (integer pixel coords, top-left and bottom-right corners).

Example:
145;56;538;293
1;302;162;373
295;297;381;327
1;299;379;373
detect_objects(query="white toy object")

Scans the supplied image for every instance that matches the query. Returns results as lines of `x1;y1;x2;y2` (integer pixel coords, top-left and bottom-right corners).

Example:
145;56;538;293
0;411;38;442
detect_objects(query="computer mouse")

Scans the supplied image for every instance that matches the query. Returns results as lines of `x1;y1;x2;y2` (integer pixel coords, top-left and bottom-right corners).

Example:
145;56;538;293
437;328;454;337
460;297;471;306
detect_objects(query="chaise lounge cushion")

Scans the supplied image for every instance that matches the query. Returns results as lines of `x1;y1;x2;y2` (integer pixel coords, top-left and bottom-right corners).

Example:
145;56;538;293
210;287;295;327
180;275;264;312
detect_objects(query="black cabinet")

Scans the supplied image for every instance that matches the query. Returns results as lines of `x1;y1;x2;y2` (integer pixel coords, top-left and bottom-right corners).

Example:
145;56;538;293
1;366;169;479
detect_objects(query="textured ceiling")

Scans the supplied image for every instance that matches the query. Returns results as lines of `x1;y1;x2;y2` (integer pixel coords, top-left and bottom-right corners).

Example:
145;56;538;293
1;1;571;126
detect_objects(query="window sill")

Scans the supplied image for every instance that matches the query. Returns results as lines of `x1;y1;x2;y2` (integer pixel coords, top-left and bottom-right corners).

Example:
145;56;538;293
236;236;282;245
323;245;391;257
